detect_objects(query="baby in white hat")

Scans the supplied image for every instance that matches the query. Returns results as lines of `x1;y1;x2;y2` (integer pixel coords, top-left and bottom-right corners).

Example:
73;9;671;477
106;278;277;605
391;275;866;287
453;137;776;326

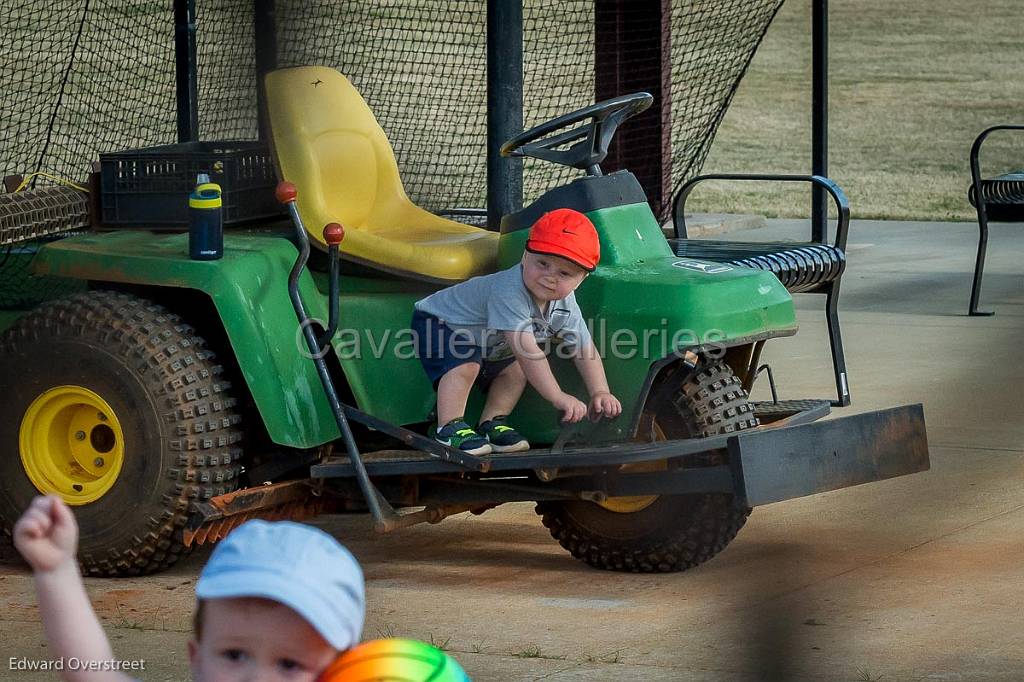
14;495;365;682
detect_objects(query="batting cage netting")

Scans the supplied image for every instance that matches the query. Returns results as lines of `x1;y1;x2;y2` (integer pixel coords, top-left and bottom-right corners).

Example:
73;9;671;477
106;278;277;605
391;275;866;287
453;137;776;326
1;0;784;308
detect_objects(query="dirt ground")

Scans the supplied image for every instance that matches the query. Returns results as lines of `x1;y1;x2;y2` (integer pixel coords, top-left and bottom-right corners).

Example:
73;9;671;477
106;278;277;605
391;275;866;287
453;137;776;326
2;218;1023;680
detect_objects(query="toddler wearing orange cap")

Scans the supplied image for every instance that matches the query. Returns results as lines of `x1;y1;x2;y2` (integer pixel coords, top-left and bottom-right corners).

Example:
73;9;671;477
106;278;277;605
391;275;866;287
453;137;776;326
412;208;622;455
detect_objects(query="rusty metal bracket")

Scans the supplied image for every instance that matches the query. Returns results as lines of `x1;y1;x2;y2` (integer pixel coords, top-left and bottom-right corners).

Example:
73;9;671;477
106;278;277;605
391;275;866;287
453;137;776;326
730;403;929;507
183;480;325;547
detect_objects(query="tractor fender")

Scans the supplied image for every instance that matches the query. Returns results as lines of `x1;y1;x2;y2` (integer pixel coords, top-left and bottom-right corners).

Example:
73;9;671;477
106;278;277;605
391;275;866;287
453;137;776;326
33;231;340;448
629;339;780;438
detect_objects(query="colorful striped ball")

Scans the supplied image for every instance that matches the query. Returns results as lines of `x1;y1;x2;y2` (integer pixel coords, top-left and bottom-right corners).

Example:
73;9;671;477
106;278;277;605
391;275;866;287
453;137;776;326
319;638;470;681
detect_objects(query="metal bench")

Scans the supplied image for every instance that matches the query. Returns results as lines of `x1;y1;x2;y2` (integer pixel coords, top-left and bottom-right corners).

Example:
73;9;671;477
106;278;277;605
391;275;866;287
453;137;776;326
967;124;1024;316
666;174;850;406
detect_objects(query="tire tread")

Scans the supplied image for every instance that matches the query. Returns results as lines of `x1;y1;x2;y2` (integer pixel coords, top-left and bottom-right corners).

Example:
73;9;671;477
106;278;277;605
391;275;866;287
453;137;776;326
0;291;242;577
537;361;756;573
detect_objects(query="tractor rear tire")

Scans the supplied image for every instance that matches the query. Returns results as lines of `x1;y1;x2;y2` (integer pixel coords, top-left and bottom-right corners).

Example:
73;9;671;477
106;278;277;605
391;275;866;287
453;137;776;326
0;291;243;576
537;360;757;573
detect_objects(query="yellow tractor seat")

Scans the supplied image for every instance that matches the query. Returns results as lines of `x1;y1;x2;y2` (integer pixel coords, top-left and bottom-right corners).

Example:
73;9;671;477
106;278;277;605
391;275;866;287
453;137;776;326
264;66;498;283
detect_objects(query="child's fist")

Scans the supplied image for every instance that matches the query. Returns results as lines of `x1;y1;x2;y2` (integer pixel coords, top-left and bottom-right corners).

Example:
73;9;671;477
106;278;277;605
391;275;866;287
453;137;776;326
552;392;588;423
13;496;79;573
588;391;622;421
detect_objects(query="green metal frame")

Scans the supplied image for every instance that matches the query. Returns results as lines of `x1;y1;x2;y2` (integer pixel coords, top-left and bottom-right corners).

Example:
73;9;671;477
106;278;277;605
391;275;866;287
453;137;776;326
0;311;24;333
33;198;797;448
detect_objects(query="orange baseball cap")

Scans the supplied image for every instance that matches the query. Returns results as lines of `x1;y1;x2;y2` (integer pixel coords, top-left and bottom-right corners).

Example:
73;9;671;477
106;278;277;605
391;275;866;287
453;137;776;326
525;208;600;271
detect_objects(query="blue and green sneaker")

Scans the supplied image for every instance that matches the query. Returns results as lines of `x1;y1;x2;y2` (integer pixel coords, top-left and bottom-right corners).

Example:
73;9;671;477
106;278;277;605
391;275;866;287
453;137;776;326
430;418;492;456
478;415;530;453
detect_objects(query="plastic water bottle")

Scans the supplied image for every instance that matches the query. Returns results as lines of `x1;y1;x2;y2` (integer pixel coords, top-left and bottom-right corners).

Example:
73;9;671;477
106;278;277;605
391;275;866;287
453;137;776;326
189;173;223;260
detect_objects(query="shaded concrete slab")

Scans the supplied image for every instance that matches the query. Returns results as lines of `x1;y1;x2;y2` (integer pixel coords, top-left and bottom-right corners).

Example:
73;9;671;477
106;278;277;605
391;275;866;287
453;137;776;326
1;218;1023;680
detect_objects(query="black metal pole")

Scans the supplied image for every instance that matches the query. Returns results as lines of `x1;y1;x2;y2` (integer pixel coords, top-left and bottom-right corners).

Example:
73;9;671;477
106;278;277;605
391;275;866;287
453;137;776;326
811;0;828;242
174;0;199;142
254;0;278;142
594;0;673;220
487;0;524;230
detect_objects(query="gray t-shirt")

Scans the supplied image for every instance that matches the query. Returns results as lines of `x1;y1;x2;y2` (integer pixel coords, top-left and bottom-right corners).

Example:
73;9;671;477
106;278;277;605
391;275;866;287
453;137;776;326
414;264;592;360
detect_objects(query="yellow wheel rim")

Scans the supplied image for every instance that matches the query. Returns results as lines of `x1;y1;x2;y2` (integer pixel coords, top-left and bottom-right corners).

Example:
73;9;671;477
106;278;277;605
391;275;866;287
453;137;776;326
19;386;126;505
598;419;667;514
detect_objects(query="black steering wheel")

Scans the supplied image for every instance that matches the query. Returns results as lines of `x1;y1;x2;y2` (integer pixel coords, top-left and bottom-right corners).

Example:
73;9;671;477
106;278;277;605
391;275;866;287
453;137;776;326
500;92;653;176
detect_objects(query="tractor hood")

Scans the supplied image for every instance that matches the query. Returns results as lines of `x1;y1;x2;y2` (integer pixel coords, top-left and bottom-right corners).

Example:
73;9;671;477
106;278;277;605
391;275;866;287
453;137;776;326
579;251;797;349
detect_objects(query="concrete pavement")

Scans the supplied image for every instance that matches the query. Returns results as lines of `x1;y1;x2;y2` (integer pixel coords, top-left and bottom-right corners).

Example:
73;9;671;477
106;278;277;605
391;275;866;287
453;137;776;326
1;218;1022;681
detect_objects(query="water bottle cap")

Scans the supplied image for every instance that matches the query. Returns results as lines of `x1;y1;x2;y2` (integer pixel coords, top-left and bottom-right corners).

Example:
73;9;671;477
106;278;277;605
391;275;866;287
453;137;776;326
190;181;222;207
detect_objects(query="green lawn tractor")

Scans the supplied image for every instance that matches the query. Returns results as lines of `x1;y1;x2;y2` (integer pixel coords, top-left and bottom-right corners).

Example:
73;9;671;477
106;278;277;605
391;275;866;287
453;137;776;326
0;66;929;577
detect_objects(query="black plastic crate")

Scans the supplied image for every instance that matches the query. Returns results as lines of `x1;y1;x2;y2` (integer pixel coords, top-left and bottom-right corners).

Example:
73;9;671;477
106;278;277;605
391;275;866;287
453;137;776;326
99;141;285;228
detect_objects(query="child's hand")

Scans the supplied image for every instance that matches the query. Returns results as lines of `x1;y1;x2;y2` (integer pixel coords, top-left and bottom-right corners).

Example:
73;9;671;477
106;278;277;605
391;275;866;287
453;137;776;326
588;391;622;422
552;392;588;423
13;496;79;573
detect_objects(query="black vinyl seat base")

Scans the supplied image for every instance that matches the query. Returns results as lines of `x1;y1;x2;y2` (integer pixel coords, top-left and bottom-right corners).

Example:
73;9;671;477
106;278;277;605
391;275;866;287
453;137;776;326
667;239;846;294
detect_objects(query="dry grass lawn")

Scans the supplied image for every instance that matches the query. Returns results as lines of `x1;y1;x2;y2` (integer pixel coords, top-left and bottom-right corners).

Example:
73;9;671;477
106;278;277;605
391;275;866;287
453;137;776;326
688;0;1024;221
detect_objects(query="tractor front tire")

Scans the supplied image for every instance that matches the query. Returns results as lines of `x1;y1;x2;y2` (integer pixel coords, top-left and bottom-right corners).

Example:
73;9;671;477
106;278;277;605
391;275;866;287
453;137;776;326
0;291;243;576
537;360;756;573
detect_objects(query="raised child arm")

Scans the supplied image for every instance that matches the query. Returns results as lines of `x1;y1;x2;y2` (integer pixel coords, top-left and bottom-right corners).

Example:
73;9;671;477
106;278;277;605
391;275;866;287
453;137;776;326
13;496;134;682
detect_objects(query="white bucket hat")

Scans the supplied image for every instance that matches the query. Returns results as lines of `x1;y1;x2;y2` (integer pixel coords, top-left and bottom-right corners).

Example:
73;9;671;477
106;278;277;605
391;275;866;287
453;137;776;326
195;519;365;650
